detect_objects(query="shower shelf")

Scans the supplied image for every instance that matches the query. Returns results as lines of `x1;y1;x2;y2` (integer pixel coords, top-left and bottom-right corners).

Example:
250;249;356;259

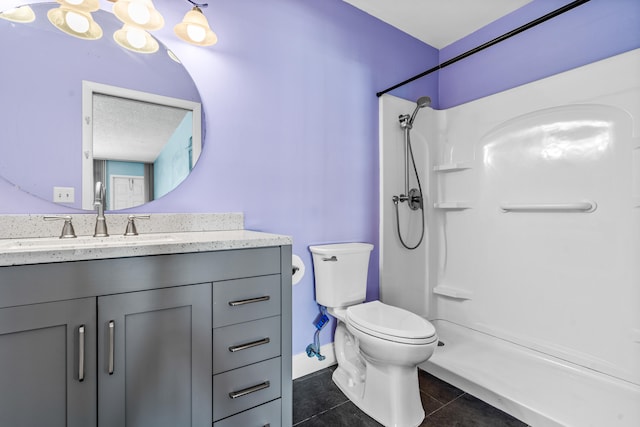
634;198;640;208
433;285;473;300
433;162;473;172
433;202;472;210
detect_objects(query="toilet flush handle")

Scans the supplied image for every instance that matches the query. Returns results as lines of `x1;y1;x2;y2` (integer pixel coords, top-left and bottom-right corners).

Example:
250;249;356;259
322;256;338;262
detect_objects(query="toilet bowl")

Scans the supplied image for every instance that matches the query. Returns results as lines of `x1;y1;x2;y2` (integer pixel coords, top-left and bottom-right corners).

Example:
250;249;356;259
329;302;437;427
309;243;438;427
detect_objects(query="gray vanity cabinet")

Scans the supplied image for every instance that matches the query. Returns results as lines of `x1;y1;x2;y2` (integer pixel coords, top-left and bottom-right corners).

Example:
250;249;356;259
0;244;292;427
97;283;212;427
0;298;97;427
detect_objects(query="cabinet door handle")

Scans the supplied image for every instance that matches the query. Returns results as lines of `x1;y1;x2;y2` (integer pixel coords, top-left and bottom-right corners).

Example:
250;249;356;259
228;381;270;399
108;320;115;375
228;337;270;353
228;296;270;307
78;325;85;382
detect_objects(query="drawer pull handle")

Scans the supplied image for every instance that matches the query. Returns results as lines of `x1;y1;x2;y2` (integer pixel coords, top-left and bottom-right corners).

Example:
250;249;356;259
228;296;270;307
228;381;270;399
229;337;270;353
78;325;85;382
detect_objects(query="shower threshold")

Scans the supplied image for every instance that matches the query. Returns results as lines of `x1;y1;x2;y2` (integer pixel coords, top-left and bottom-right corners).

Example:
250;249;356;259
419;320;640;427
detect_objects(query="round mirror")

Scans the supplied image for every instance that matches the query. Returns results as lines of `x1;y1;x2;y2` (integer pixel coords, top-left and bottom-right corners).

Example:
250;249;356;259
0;3;203;211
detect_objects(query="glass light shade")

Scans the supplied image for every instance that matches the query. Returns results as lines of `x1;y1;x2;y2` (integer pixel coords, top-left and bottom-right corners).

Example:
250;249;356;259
113;0;164;31
56;0;99;13
174;7;217;47
0;6;36;23
113;24;159;54
47;6;103;40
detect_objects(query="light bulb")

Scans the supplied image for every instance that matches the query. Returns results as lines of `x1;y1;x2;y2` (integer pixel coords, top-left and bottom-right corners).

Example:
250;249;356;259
113;0;164;31
126;27;147;48
127;1;150;25
186;24;206;43
65;10;90;33
174;7;217;46
113;24;159;53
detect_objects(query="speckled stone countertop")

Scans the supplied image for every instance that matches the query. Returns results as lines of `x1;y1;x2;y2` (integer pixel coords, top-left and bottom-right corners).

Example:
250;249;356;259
0;213;292;267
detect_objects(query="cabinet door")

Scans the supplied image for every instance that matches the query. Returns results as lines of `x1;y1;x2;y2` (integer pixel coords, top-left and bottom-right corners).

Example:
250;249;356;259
98;283;212;427
0;298;97;427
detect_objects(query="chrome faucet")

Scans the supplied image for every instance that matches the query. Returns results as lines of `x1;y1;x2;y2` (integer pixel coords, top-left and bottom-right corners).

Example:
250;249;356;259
93;181;109;237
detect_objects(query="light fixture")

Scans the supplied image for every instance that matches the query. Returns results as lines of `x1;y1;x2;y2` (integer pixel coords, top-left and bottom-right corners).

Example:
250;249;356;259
111;0;164;31
174;1;217;46
113;24;159;53
47;0;102;40
43;0;217;50
0;5;36;23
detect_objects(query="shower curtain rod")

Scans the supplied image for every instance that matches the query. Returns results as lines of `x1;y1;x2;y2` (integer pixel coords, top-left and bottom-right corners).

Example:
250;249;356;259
375;0;591;98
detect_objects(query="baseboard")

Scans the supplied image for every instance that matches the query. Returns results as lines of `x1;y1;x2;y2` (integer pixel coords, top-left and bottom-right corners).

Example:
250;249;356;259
292;342;337;379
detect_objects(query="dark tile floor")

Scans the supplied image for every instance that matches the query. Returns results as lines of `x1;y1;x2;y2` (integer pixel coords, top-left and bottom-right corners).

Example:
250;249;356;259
293;367;529;427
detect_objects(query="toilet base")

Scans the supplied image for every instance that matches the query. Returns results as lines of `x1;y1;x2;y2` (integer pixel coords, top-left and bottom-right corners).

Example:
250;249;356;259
332;348;425;427
332;322;425;427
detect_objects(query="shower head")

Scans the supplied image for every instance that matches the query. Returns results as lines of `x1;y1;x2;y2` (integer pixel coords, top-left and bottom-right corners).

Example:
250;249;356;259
416;96;432;108
409;96;431;125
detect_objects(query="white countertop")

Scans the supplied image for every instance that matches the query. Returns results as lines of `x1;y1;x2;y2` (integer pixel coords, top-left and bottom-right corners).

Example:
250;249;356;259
0;230;292;267
0;214;292;267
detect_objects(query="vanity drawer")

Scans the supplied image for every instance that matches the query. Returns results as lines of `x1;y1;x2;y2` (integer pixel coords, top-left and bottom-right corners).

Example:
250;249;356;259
213;357;281;421
213;398;281;427
212;275;281;328
213;316;281;374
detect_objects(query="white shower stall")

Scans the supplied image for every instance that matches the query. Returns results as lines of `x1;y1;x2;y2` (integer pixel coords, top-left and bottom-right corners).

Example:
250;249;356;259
379;49;640;427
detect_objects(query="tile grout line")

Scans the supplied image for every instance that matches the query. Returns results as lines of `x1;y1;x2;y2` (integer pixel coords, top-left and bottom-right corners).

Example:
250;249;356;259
293;399;352;426
423;392;468;419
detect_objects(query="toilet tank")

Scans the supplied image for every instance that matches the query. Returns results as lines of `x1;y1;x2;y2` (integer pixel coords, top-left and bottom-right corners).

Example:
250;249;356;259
309;243;374;308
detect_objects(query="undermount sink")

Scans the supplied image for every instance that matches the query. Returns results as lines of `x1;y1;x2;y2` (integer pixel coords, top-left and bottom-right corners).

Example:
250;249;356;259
0;233;177;252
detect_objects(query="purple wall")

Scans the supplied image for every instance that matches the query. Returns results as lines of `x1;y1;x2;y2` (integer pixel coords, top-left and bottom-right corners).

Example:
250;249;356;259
437;0;640;108
0;0;438;355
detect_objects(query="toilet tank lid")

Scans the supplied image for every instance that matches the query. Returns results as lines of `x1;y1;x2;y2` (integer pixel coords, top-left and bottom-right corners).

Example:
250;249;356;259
309;243;374;255
346;301;436;340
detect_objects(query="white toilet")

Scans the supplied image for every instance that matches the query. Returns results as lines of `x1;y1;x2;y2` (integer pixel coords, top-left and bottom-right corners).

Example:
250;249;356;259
309;242;438;427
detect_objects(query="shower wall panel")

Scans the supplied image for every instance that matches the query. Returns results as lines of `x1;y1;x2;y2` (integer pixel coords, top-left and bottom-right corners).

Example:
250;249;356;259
378;95;440;317
432;49;640;385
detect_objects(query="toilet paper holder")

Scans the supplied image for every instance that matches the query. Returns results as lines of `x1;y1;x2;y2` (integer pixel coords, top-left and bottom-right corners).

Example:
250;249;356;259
291;254;305;285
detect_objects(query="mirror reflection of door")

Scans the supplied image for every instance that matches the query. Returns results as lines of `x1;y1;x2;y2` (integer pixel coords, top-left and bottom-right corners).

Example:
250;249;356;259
111;176;146;210
94;160;153;210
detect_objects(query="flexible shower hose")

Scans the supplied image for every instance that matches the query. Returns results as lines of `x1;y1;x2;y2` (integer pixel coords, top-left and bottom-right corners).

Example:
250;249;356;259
394;128;425;250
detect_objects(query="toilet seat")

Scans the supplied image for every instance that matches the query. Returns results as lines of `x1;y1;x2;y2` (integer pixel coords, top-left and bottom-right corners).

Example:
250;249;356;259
346;301;437;345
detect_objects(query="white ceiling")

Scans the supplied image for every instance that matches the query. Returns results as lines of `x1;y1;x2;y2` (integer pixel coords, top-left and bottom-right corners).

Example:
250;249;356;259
343;0;533;49
92;94;190;163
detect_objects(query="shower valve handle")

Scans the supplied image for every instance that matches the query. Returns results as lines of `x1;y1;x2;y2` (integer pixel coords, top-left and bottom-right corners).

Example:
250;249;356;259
393;190;421;210
393;194;409;204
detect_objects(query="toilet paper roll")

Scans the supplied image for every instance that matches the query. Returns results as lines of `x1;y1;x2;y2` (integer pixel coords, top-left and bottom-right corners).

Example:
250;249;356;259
291;254;305;285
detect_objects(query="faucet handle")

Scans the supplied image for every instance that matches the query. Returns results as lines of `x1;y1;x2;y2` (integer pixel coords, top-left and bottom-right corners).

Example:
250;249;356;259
44;215;77;239
124;215;150;236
